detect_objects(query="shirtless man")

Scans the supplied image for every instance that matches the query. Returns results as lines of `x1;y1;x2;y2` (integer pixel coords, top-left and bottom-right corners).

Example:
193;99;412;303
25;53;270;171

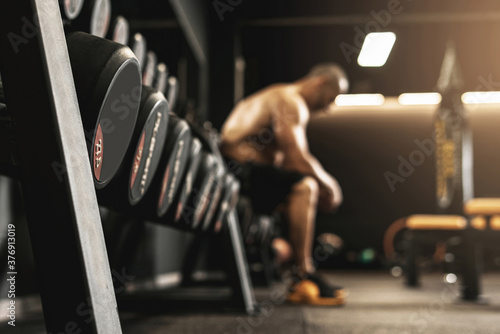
221;63;348;305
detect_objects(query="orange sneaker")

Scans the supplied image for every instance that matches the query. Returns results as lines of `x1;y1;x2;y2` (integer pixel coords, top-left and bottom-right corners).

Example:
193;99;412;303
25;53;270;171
287;273;345;306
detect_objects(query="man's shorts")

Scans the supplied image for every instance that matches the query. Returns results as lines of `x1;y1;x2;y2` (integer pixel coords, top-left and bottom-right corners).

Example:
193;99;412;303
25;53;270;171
226;158;306;215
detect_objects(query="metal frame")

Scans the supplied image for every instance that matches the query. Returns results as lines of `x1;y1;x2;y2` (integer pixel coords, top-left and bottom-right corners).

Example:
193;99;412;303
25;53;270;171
225;209;257;313
0;1;121;332
116;208;257;314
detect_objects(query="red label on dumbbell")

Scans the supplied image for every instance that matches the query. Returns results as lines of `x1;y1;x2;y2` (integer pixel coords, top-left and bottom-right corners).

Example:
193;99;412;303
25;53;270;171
113;16;129;45
158;140;185;214
91;0;111;38
175;202;183;222
130;132;146;190
177;171;193;219
214;220;223;233
158;166;170;209
194;173;215;226
93;123;104;181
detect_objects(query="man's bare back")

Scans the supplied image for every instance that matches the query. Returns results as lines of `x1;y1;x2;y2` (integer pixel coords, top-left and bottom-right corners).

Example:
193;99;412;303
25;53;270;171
221;83;309;166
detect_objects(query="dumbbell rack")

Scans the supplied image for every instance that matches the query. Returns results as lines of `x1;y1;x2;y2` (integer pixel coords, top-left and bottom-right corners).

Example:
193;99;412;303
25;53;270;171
0;1;122;333
0;1;257;332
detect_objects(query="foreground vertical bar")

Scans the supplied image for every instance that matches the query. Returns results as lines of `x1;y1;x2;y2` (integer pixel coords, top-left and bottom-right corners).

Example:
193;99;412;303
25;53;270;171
0;1;121;333
226;209;257;313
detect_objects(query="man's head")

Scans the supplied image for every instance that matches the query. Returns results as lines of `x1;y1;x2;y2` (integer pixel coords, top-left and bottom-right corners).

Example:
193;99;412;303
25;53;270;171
299;63;349;111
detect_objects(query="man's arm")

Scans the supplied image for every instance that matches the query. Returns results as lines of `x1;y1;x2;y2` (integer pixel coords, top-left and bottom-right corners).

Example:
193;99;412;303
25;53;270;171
274;104;342;211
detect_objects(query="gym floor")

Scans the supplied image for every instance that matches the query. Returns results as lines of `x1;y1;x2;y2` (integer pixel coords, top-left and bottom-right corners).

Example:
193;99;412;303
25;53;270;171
4;271;500;334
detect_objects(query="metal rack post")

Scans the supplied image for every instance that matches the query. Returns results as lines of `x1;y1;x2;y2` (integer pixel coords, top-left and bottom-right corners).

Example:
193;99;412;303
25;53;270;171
0;1;121;332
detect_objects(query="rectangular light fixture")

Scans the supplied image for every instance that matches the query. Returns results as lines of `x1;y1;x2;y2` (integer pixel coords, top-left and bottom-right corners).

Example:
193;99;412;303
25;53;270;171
358;32;396;67
462;91;500;104
335;94;385;106
398;93;442;105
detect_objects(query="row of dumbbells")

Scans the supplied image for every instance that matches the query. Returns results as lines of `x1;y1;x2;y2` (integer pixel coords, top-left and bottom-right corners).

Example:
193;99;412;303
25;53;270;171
0;0;241;234
58;0;175;98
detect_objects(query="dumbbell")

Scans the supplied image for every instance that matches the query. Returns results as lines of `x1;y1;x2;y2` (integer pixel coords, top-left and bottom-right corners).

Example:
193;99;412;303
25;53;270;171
159;137;203;225
69;0;111;38
132;114;192;222
167;76;179;111
143;51;157;87
153;63;169;95
96;87;169;208
183;121;235;232
209;174;240;234
199;162;226;232
0;33;142;187
107;15;129;45
246;215;274;246
157;114;193;218
129;33;147;72
66;32;142;188
58;0;85;22
178;151;218;229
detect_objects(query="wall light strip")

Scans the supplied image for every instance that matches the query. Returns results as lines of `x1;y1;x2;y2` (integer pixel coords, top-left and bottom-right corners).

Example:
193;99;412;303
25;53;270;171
398;93;442;105
462;91;500;104
335;94;385;106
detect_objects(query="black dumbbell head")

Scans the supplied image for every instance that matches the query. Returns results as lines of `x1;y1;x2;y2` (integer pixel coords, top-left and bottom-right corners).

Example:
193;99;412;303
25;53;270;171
108;16;129;45
59;0;85;21
128;87;170;205
171;138;202;223
70;0;111;37
89;0;111;37
96;87;169;209
200;164;226;232
157;115;192;217
213;175;240;234
130;33;147;72
167;76;179;111
179;152;217;229
153;63;168;95
143;51;157;87
66;32;142;188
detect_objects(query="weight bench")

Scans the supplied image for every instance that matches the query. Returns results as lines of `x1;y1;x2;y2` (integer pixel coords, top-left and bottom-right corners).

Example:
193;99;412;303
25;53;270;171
404;214;482;300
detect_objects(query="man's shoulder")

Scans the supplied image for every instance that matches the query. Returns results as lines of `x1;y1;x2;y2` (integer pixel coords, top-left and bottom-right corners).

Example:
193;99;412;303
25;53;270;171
264;85;303;108
235;83;307;123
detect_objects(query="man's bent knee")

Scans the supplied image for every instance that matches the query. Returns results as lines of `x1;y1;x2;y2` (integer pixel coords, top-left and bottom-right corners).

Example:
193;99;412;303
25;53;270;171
292;176;319;199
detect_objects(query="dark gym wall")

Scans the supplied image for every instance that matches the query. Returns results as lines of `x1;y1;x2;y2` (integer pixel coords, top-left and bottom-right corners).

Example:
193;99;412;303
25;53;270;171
110;1;500;128
206;0;500;128
203;0;500;260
